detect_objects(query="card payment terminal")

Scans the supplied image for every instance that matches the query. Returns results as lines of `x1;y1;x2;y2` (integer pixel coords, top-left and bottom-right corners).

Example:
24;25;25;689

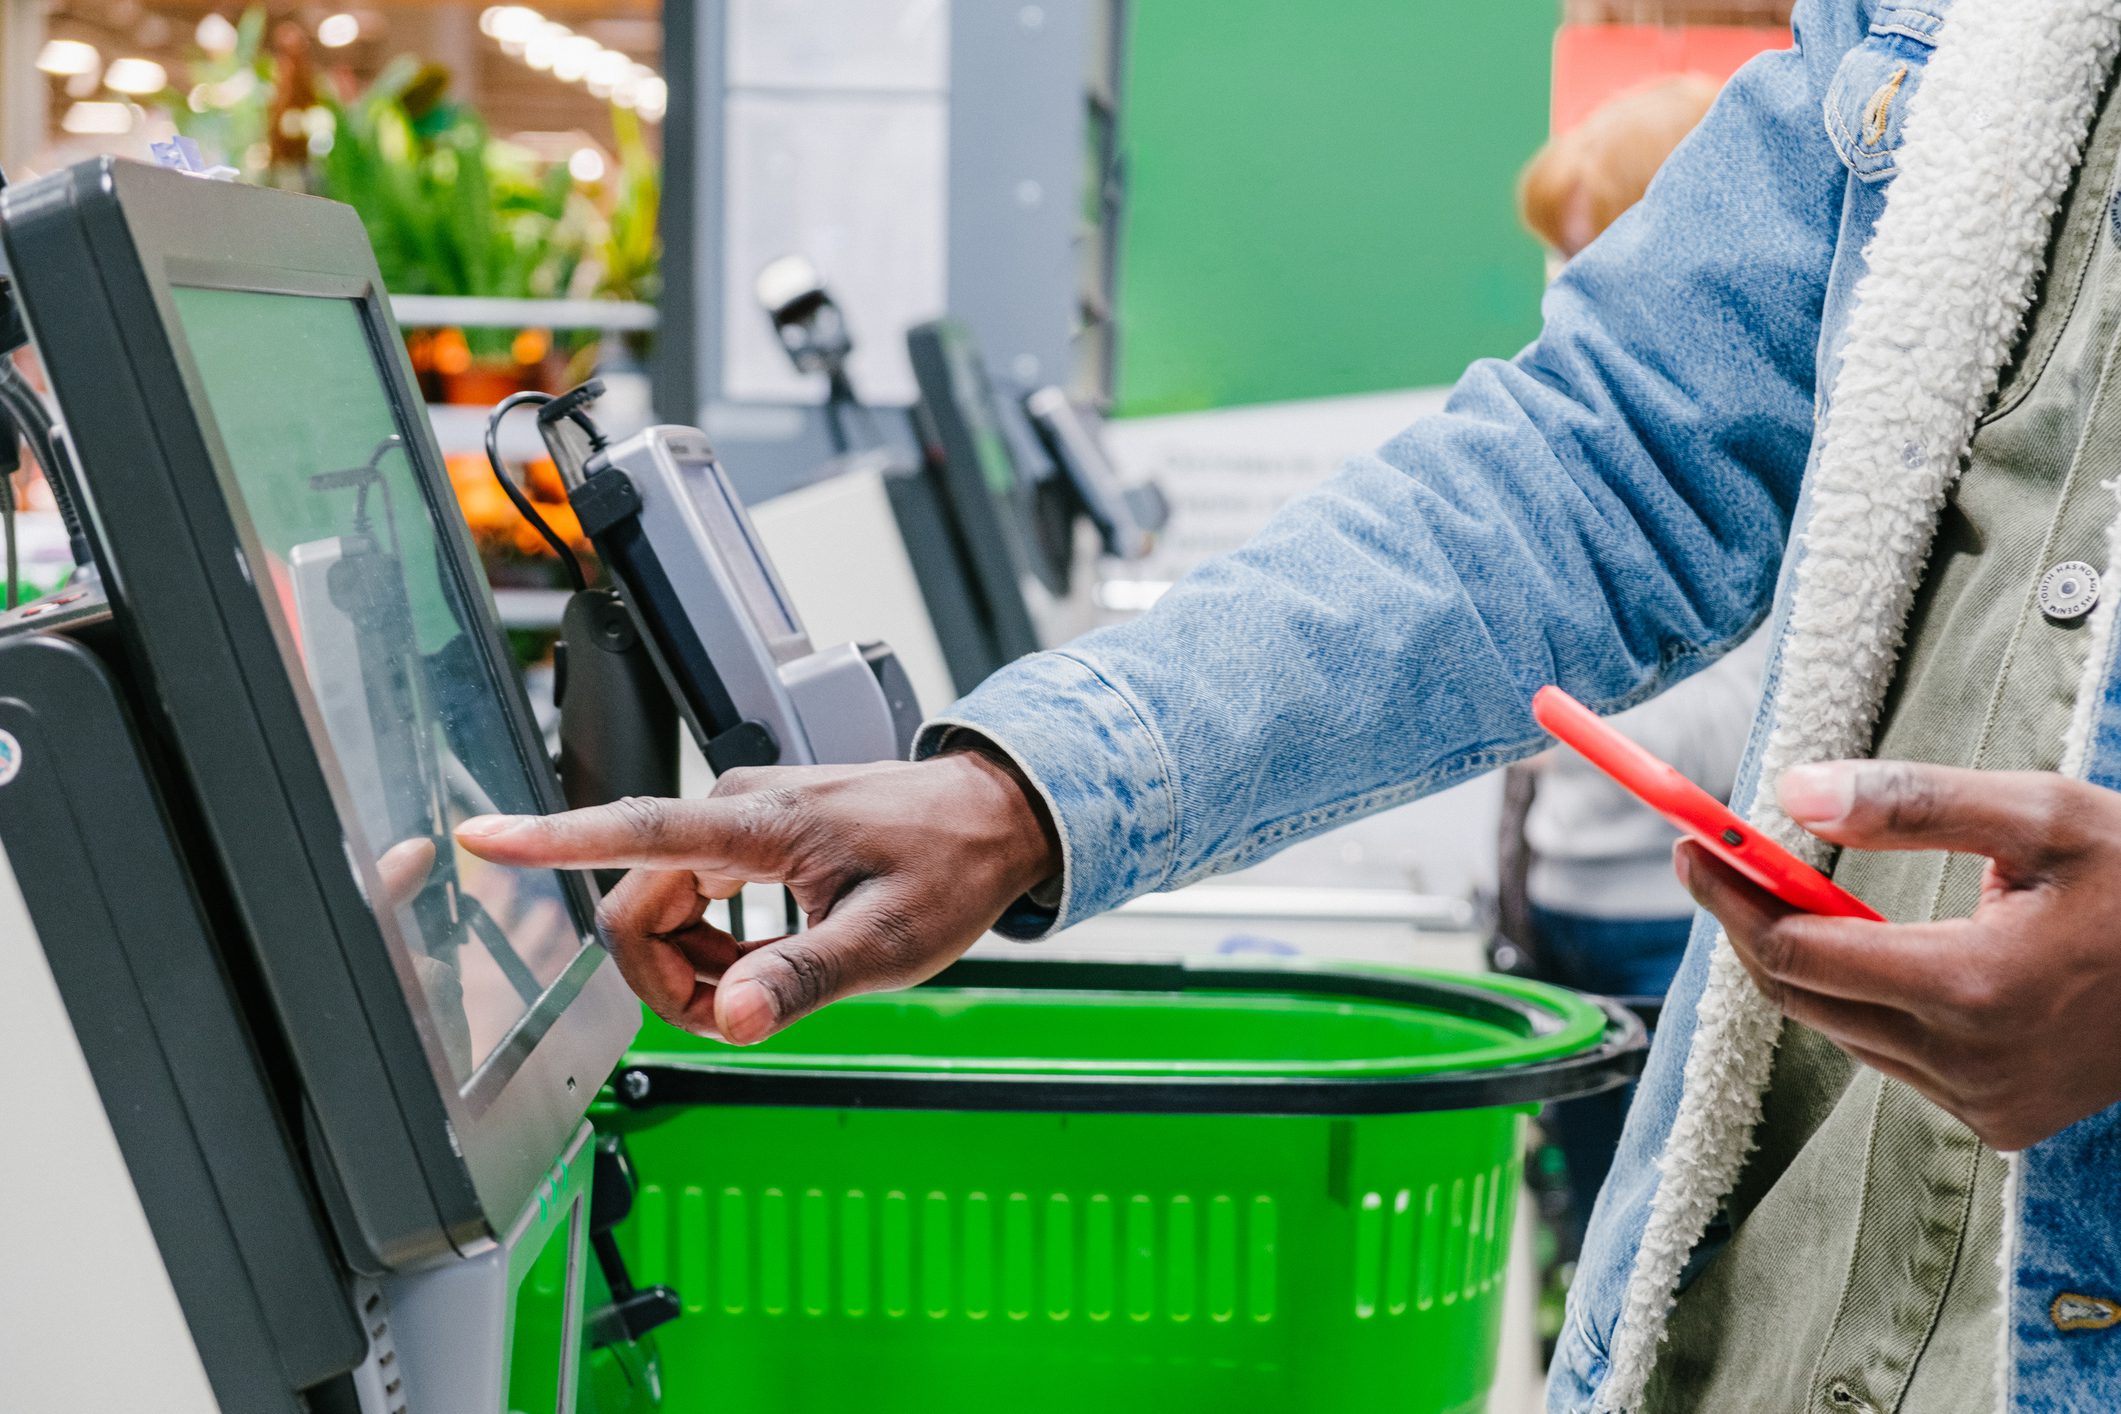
538;395;923;775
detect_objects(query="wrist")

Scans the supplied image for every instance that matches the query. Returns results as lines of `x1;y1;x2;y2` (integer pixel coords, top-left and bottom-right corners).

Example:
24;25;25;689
938;742;1063;900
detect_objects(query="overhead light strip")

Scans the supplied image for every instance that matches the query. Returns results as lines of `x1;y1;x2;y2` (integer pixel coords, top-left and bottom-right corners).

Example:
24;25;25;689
478;6;666;122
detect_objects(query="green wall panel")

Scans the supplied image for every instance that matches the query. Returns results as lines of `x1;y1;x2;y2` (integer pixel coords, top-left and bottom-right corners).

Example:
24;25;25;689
1114;1;1555;415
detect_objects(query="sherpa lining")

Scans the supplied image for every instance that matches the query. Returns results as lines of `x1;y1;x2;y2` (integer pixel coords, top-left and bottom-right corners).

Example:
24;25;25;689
1591;1;2121;1409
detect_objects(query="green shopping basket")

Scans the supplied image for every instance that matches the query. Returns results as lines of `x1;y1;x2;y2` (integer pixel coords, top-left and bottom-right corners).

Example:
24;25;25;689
596;956;1643;1414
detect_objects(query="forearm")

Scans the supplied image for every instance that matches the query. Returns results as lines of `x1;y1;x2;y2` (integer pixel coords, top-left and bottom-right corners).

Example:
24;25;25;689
926;5;1857;935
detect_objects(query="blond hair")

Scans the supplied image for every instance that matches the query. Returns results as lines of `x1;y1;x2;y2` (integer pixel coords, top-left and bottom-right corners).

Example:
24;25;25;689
1518;74;1721;256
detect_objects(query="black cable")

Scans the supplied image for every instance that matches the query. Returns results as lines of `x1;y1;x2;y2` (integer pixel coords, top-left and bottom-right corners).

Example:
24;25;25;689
485;391;588;593
821;367;870;455
0;370;15;613
821;396;851;456
0;365;90;569
2;488;15;611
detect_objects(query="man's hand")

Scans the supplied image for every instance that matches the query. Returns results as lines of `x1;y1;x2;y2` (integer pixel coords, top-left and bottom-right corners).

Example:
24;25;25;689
454;752;1060;1045
1677;760;2121;1151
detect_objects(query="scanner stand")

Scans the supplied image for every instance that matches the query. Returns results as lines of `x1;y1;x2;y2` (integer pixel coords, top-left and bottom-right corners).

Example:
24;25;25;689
554;587;679;894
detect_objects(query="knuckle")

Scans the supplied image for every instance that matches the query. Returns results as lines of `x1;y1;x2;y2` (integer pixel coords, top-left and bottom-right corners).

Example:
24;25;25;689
1738;944;1792;1009
1869;761;1942;834
755;938;843;1017
1751;918;1803;981
593;868;689;944
713;766;766;797
607;795;678;851
734;783;813;845
860;902;934;980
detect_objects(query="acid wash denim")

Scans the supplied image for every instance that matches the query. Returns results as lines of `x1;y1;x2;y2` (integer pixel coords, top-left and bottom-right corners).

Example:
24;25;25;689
915;0;2121;1408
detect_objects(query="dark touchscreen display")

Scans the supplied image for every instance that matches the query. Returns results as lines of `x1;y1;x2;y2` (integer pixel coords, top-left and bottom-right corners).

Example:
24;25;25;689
171;286;585;1084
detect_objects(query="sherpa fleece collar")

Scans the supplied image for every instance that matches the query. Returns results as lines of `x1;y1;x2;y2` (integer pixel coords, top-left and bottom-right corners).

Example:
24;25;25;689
1593;0;2121;1408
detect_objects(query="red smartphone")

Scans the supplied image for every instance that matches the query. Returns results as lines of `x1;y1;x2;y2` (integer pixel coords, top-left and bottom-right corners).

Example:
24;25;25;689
1531;685;1881;921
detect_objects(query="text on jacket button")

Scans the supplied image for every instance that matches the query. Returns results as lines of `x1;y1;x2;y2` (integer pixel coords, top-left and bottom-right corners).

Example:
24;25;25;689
2037;561;2100;622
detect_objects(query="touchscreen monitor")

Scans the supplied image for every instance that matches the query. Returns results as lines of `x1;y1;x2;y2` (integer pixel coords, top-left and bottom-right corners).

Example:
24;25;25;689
3;157;637;1264
170;286;585;1083
905;320;1052;665
928;324;1024;501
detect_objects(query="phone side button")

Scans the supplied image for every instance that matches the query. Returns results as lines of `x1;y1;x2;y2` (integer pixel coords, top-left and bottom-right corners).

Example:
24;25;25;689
1721;828;1744;846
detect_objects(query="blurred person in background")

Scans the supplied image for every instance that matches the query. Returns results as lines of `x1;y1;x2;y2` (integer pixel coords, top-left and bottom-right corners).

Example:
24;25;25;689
1502;73;1771;1276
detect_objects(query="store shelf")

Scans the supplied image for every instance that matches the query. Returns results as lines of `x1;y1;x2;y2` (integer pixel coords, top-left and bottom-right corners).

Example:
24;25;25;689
389;295;658;331
425;402;547;461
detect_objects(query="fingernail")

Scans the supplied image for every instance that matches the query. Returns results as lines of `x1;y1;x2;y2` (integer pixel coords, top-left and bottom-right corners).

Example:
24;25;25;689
1672;841;1695;889
1779;763;1856;825
455;814;525;841
719;980;776;1046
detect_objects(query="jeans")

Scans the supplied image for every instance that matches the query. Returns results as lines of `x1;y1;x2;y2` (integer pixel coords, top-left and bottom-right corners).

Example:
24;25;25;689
1530;904;1689;1252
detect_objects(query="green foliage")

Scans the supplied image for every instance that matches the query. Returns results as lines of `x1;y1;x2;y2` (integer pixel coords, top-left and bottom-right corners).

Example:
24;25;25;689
170;8;658;364
170;7;273;180
595;105;661;307
321;57;591;357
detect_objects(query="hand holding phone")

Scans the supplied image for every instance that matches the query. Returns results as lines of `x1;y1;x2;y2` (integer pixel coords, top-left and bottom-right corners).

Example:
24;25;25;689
1531;685;1882;921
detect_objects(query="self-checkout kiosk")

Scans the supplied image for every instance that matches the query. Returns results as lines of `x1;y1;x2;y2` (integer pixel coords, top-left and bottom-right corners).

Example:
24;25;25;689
741;264;1167;703
898;316;1167;697
0;157;912;1413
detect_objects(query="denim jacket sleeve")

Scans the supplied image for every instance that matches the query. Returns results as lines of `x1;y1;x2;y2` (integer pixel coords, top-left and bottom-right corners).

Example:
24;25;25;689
917;1;1865;938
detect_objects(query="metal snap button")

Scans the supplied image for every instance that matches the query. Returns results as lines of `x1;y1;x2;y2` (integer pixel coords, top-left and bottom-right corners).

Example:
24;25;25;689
2038;561;2100;622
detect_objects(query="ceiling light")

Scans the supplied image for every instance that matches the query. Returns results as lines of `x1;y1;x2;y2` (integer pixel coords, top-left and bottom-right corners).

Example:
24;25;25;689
36;39;100;77
317;13;360;49
587;49;632;88
567;147;606;183
524;23;569;71
553;35;600;82
195;14;239;55
103;58;168;97
61;101;135;135
635;75;667;122
478;3;662;113
481;6;542;44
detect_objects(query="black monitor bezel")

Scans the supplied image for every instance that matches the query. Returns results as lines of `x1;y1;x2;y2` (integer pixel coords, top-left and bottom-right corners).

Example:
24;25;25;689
906;319;1051;659
0;158;638;1268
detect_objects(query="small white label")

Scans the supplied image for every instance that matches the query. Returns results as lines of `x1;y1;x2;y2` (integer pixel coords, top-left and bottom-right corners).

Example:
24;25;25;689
0;729;21;786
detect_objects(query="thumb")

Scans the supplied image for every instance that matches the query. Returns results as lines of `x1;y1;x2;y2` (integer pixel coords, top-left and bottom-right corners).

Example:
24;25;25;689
714;889;967;1044
1777;760;2085;872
